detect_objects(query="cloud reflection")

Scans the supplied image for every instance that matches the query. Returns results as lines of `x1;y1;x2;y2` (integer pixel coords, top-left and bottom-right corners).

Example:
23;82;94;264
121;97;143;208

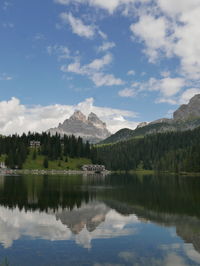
0;202;139;249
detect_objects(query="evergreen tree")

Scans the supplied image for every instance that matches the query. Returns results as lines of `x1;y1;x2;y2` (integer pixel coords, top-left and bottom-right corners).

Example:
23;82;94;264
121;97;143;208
43;157;49;169
32;149;37;160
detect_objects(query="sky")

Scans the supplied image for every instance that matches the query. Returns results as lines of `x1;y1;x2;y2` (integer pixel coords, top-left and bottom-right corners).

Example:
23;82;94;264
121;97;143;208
1;0;200;135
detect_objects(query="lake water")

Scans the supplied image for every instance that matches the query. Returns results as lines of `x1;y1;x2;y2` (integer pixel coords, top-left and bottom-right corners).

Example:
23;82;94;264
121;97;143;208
0;173;200;265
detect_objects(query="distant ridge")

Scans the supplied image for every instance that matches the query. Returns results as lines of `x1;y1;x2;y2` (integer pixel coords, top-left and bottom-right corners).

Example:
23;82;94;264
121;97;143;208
47;110;111;144
100;94;200;145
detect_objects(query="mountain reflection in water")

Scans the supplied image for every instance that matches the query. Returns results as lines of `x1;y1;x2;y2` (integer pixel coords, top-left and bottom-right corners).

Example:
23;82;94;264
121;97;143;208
0;174;200;265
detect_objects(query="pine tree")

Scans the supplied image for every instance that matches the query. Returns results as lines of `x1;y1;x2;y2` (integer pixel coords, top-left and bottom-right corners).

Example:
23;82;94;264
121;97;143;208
43;157;49;169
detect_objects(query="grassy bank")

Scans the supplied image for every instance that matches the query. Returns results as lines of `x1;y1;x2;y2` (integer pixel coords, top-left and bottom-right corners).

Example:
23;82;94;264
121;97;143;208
23;153;91;170
112;169;155;175
0;155;6;163
113;169;200;176
129;169;155;175
0;152;91;171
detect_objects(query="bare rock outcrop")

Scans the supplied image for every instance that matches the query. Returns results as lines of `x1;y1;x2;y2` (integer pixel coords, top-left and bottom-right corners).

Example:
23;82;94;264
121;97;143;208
47;110;111;144
174;94;200;121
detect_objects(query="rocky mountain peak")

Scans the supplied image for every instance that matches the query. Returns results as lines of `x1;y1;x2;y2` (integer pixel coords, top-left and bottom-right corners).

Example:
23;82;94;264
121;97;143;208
173;94;200;121
149;118;172;125
47;110;111;143
137;122;148;129
88;112;106;129
190;94;200;104
100;94;200;145
88;112;99;120
69;110;87;122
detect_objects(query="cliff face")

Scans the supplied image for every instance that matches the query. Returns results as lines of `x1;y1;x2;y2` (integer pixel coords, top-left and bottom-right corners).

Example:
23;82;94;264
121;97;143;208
174;94;200;121
101;94;200;144
55;202;109;234
47;110;111;144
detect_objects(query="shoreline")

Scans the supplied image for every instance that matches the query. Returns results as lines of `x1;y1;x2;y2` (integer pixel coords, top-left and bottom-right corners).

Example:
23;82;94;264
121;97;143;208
0;169;111;176
1;169;200;177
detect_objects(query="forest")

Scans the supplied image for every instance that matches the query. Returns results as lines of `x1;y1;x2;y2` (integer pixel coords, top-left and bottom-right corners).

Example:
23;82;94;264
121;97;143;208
0;132;90;169
1;126;200;172
91;126;200;173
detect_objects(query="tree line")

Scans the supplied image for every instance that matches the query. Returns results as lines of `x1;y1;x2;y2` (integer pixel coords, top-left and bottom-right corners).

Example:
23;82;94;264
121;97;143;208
91;126;200;173
1;127;200;172
0;132;91;169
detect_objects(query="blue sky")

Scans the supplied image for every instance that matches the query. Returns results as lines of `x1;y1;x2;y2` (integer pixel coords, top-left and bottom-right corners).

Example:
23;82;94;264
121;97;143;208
1;0;200;134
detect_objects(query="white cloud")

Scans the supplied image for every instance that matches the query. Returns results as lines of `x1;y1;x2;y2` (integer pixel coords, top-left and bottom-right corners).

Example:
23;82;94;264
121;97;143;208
55;0;200;89
156;87;200;105
98;30;107;40
156;97;177;105
0;203;139;249
0;206;71;248
178;88;200;104
172;7;200;79
91;72;124;86
130;1;200;79
165;109;175;118
159;243;200;266
62;60;82;74
47;45;70;60
62;54;112;74
130;76;188;105
131;82;140;87
130;15;171;62
87;54;112;70
148;79;200;105
184;243;200;265
74;208;139;249
2;1;12;11
55;0;137;14
61;54;124;87
60;12;95;38
34;33;45;41
98;42;116;52
0;73;13;81
161;71;170;78
127;70;135;76
2;22;14;28
118;88;136;97
149;77;185;97
156;0;200;16
0;97;138;135
59;12;106;40
119;250;188;266
138;77;185;98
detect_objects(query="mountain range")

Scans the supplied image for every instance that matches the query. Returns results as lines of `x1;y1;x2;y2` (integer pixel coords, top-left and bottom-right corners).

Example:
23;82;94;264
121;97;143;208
47;94;200;145
100;94;200;144
47;110;111;143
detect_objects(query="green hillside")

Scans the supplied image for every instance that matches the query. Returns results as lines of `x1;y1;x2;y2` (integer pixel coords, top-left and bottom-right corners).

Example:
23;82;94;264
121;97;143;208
100;122;170;144
92;126;200;173
0;132;91;170
23;151;91;170
0;151;91;170
100;118;200;145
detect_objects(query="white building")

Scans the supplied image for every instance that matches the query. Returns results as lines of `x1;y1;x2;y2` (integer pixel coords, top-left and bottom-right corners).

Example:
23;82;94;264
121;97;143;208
0;162;7;169
82;165;106;172
30;141;41;148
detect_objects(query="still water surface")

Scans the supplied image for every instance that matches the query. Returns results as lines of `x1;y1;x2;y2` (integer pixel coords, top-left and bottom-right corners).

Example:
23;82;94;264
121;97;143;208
0;173;200;265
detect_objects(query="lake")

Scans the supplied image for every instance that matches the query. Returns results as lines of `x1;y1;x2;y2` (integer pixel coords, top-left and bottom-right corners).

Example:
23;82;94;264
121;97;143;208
0;173;200;265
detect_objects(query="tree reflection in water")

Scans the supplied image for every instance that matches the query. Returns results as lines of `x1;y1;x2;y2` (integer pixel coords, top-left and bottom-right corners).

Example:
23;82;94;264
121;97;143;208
0;174;200;265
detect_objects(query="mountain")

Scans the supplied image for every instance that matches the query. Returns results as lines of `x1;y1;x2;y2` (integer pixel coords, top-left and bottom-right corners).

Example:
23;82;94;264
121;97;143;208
174;94;200;121
55;202;109;234
100;94;200;145
47;110;111;143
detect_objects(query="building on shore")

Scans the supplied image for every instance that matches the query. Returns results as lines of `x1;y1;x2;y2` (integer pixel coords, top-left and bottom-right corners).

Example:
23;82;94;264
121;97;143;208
30;141;41;148
82;165;106;172
0;162;7;169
